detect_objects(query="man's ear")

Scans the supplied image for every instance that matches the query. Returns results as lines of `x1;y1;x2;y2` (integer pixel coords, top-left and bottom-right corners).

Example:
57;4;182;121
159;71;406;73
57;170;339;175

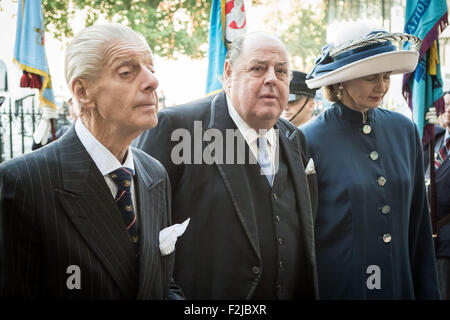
223;60;232;89
72;79;95;110
307;99;315;112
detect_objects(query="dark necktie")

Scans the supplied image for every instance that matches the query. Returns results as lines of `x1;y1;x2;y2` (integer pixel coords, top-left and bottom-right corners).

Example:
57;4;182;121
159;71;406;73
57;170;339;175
435;136;450;169
110;167;139;254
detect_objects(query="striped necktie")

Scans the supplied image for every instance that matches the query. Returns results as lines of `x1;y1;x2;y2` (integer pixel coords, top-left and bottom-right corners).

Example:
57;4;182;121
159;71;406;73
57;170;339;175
258;135;274;186
110;167;139;254
435;136;450;169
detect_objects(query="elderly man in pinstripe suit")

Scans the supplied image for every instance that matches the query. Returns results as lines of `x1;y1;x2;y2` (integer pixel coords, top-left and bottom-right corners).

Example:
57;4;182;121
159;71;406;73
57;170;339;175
0;24;182;299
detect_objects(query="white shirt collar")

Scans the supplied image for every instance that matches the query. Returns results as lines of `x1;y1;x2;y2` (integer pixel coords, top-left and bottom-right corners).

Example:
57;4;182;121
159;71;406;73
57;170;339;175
225;95;276;146
75;119;135;176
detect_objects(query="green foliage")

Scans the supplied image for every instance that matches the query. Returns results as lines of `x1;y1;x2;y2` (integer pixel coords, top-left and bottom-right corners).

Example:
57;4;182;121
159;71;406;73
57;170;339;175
265;0;327;71
41;0;212;59
19;0;326;63
282;5;327;70
42;0;74;40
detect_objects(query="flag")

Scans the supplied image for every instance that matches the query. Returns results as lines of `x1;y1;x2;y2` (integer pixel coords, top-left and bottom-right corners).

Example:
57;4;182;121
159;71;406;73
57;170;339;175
14;0;56;110
402;0;448;144
206;0;247;95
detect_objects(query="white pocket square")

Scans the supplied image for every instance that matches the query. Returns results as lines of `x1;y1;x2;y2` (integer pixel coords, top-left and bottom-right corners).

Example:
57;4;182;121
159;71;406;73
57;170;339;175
159;218;190;256
305;158;316;175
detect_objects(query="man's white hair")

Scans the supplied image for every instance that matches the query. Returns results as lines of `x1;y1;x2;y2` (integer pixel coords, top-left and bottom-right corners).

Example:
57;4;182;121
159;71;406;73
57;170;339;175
64;23;148;93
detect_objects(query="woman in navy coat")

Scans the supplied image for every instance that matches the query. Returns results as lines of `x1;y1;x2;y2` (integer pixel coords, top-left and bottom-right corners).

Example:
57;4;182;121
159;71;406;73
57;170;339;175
301;21;440;299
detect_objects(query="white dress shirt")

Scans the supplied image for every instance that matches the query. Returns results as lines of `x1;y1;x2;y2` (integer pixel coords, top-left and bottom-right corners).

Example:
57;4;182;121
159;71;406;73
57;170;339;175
74;119;138;213
226;95;277;167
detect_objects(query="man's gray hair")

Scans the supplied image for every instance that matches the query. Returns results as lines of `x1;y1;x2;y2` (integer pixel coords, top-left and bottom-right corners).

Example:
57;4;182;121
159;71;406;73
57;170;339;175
224;31;292;80
64;23;148;93
225;34;246;66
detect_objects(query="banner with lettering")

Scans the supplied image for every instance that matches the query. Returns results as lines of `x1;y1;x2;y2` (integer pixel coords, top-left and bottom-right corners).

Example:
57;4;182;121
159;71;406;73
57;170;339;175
402;0;448;143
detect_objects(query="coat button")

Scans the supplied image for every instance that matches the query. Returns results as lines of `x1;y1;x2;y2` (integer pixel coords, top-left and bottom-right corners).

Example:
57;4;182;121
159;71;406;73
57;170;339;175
275;215;281;223
278;237;284;245
377;176;386;186
382;233;392;243
273;193;278;200
362;125;372;134
381;205;390;214
278;261;284;269
370;151;379;160
252;266;260;275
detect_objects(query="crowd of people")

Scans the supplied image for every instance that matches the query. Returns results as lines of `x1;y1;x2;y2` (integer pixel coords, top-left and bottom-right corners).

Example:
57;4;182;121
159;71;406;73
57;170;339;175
0;20;449;300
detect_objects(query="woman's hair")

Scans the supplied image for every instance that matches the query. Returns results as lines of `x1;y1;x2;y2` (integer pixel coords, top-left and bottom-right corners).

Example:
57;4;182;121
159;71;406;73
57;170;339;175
323;84;341;102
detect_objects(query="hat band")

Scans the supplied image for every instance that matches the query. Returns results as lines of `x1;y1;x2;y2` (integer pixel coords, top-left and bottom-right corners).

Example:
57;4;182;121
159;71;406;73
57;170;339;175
289;91;316;100
313;41;396;79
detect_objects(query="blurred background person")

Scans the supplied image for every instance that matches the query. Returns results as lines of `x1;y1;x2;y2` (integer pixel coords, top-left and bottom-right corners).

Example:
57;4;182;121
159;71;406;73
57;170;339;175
423;90;450;299
282;70;317;127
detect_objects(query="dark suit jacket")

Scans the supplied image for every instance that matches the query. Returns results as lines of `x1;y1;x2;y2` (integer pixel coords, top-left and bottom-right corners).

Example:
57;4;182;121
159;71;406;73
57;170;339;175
134;91;318;299
0;126;179;299
423;126;450;257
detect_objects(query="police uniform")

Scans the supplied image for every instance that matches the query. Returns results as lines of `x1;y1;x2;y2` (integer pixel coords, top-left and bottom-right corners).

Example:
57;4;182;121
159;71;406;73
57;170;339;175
286;71;317;127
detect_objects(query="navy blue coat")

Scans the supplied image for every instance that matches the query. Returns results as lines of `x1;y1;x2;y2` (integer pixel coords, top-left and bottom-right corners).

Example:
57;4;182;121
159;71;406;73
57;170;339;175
301;102;440;299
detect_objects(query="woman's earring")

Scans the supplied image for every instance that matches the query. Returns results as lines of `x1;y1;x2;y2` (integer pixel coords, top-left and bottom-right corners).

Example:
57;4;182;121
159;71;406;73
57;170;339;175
337;83;343;100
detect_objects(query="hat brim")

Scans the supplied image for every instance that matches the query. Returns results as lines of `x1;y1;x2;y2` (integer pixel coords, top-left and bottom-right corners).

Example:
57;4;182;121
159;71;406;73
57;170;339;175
305;51;419;89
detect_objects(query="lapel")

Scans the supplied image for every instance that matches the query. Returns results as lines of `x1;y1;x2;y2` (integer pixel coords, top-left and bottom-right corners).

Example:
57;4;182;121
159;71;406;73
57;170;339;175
436;130;449;178
133;154;165;299
54;127;138;298
425;127;446;169
436;156;450;181
276;122;315;262
426;128;449;179
208;91;261;260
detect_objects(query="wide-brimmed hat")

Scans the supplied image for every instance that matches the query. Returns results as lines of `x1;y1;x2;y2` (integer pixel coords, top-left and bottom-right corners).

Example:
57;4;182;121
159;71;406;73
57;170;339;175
288;71;317;102
305;21;422;89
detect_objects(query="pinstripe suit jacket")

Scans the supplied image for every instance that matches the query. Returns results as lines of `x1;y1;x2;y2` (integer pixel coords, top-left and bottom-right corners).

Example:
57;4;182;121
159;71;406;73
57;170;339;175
0;127;177;299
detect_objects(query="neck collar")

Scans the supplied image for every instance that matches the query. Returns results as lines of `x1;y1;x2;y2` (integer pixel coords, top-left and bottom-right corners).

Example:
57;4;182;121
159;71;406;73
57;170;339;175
335;101;375;124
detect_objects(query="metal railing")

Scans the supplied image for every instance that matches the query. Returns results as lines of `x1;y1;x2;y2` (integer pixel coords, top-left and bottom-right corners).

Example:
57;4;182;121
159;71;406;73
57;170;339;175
0;93;70;163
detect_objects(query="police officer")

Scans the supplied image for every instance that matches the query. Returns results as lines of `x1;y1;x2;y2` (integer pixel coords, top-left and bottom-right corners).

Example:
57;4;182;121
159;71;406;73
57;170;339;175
282;70;317;127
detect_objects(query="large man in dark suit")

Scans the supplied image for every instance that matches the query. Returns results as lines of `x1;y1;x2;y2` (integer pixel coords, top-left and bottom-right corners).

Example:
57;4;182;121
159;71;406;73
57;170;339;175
0;24;182;299
424;94;450;299
135;32;318;299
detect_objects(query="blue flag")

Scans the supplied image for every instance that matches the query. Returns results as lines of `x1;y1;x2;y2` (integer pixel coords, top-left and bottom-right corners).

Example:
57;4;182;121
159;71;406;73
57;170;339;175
14;0;56;109
402;0;448;143
206;0;247;95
